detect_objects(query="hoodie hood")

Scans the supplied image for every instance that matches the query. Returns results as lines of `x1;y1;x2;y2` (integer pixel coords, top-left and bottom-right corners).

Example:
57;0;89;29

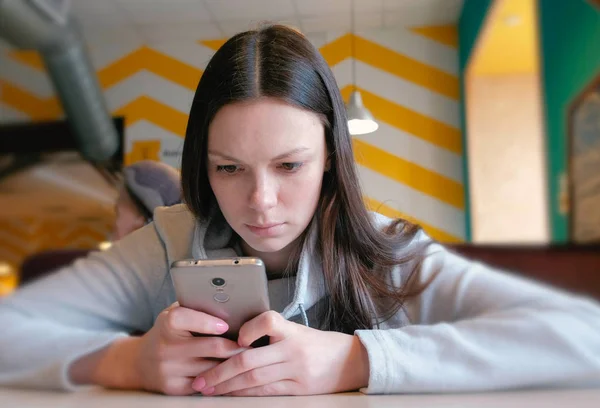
190;204;326;325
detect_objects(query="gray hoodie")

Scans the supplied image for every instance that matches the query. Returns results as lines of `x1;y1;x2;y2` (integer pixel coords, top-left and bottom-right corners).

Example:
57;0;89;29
1;204;600;393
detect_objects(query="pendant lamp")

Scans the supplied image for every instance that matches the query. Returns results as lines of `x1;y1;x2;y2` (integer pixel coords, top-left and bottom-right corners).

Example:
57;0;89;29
345;0;378;135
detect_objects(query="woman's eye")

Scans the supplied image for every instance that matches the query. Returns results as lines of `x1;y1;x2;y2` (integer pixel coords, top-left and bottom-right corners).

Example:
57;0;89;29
216;165;239;174
281;162;303;171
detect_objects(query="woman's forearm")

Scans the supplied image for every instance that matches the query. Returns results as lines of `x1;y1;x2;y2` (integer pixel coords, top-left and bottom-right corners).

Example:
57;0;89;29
69;336;143;390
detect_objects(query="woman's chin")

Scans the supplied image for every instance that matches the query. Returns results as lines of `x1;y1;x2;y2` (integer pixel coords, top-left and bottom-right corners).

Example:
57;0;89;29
242;236;291;255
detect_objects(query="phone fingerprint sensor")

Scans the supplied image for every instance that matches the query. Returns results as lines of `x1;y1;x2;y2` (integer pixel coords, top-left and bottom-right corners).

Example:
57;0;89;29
213;293;230;303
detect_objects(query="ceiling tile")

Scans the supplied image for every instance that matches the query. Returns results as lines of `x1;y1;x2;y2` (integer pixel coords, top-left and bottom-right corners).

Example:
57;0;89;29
301;12;385;33
433;0;464;22
115;0;212;24
113;0;207;7
66;0;462;41
383;12;409;27
273;17;303;30
205;0;295;20
301;13;351;33
385;0;461;27
383;0;424;11
304;32;328;48
384;10;433;27
127;10;212;24
294;0;350;16
218;19;259;36
355;12;385;30
295;0;382;17
353;0;384;12
80;24;144;47
70;0;131;26
73;12;132;27
384;0;463;18
383;10;436;27
70;0;121;16
137;22;222;43
114;0;203;3
218;17;301;36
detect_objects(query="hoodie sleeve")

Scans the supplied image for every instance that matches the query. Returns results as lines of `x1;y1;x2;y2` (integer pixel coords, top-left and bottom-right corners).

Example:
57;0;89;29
354;235;600;394
0;223;170;391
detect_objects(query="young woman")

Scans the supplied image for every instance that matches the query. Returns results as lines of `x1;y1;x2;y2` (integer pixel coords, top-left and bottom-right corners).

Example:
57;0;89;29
1;25;599;397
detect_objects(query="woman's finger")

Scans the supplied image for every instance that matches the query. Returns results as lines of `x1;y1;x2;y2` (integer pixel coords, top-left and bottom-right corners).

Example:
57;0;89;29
193;341;287;391
170;336;246;359
158;306;229;339
172;358;221;377
158;376;197;396
224;380;299;397
237;311;292;347
207;363;289;395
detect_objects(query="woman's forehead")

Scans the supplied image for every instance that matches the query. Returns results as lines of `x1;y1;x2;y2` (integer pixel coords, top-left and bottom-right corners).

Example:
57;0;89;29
208;98;325;152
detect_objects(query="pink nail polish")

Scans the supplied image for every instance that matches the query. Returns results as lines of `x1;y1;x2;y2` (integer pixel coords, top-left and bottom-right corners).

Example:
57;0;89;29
193;377;206;391
202;387;215;395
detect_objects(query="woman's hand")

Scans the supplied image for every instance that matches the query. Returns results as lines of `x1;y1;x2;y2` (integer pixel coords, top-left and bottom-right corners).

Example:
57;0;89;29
132;303;246;395
190;311;370;396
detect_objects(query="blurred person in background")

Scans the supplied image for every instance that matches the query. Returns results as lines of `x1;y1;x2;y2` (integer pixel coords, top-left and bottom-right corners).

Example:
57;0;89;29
18;160;181;285
111;160;182;241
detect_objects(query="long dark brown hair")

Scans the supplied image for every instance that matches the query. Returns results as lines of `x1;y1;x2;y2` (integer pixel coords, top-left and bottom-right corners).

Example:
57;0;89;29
181;24;431;334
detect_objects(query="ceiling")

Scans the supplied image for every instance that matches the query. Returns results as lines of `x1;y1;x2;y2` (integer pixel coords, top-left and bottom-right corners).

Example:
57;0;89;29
70;0;464;45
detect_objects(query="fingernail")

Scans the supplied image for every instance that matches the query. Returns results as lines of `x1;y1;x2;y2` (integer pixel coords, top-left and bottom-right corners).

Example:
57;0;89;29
202;387;215;395
215;322;228;333
192;377;206;391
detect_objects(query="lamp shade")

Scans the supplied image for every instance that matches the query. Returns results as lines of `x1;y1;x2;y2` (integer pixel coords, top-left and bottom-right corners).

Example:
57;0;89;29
346;90;379;135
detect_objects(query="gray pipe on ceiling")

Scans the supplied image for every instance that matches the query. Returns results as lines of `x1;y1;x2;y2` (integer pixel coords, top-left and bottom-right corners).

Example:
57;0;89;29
0;0;120;163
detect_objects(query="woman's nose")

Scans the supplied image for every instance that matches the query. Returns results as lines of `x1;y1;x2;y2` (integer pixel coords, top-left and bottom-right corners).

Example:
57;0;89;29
248;175;277;212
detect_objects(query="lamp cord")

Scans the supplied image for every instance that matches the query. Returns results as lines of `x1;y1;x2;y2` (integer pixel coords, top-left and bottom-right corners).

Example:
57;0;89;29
351;0;356;92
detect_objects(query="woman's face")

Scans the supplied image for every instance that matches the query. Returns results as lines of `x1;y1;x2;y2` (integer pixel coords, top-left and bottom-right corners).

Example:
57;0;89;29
207;97;328;255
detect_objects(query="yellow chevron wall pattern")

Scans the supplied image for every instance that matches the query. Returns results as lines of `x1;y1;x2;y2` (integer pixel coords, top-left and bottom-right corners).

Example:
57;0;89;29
0;25;462;270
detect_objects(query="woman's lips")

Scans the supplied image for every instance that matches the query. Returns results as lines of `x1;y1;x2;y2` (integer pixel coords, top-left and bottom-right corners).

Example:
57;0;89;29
246;223;285;237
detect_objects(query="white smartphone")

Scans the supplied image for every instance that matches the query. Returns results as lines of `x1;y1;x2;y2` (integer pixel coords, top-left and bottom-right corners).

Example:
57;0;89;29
170;257;270;344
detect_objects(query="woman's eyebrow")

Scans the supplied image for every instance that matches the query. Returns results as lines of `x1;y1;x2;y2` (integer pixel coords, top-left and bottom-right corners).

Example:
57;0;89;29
208;146;311;162
207;151;240;162
272;146;311;160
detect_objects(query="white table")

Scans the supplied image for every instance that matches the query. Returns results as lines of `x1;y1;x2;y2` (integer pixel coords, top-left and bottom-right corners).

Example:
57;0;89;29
1;387;600;408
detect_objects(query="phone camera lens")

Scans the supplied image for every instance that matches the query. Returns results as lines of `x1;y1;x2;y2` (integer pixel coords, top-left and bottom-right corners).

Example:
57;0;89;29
234;260;239;265
211;277;226;287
